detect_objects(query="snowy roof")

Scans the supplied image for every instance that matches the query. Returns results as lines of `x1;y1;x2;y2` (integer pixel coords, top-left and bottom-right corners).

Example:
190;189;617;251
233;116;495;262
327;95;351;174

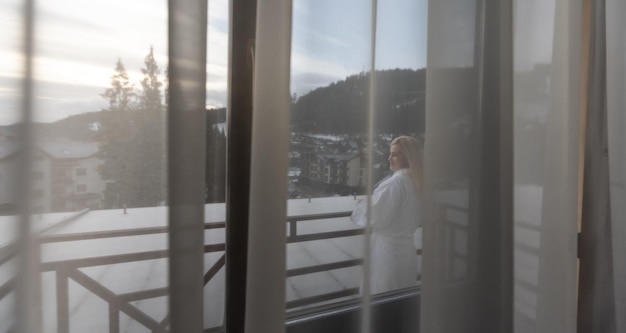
0;140;100;161
0;141;19;160
316;153;360;162
288;167;301;177
304;134;345;142
37;140;99;159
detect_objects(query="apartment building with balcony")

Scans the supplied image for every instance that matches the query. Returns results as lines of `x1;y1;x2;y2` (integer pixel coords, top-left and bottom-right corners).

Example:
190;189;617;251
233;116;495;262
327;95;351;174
0;140;105;213
0;141;19;214
299;152;363;194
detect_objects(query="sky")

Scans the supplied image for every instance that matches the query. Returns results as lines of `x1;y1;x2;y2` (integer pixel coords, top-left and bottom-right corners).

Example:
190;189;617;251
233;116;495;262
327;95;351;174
0;0;430;125
0;0;555;126
0;0;555;125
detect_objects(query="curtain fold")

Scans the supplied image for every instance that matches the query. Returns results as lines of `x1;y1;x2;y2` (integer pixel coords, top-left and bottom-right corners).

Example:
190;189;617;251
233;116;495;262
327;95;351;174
512;0;582;332
577;1;617;332
245;0;292;332
422;1;513;332
167;0;208;331
8;0;626;332
422;1;479;330
15;0;42;332
605;1;626;332
532;1;581;332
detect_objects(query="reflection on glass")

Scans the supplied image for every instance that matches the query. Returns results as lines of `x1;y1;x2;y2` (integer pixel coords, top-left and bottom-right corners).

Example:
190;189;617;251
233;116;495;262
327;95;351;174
286;0;372;313
514;0;556;331
1;0;32;330
351;136;423;294
0;215;16;332
286;0;426;315
0;0;19;318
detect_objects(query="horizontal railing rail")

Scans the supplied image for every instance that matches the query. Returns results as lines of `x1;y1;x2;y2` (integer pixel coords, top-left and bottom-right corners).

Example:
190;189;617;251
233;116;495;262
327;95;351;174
0;209;367;332
38;221;226;243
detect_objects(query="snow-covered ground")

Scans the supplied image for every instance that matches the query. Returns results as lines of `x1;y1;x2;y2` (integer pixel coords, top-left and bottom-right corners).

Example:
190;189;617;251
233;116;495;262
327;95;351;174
22;183;562;333
0;197;393;332
0;186;551;332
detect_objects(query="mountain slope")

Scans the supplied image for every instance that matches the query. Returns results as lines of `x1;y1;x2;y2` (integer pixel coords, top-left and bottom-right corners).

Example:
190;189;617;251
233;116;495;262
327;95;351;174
292;68;426;134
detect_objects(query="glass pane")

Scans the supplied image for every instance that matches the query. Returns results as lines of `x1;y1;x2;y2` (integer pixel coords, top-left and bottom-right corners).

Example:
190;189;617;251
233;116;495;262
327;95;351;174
513;0;556;327
367;0;427;298
420;0;481;331
606;1;626;329
203;0;228;330
286;0;427;324
288;0;372;313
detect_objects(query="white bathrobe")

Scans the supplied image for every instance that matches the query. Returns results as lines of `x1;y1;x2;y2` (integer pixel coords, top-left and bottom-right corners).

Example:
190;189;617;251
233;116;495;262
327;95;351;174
351;169;421;294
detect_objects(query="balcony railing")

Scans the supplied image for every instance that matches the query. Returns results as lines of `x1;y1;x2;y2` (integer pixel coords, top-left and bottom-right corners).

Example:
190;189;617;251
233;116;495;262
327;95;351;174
0;196;451;333
0;209;368;333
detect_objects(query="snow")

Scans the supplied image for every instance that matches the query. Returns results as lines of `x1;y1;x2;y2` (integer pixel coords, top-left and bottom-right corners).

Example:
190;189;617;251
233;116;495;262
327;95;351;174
304;133;345;142
0;197;363;331
0;194;430;331
213;122;227;135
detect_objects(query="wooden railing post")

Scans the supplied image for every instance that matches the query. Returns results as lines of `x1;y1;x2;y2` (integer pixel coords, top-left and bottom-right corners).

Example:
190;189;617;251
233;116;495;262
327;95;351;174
56;270;69;333
109;304;119;333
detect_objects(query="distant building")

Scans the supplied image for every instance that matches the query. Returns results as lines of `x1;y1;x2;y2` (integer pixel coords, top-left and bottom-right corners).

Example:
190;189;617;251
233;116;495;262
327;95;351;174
0;140;106;213
299;152;364;194
0;141;19;214
88;121;103;132
37;141;105;212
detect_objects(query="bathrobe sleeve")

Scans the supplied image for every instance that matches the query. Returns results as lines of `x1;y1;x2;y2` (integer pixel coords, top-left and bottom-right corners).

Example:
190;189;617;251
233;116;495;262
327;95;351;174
350;175;404;228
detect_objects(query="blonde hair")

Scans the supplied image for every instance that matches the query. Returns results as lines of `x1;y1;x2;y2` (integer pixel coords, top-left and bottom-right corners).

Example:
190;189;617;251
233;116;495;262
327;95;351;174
391;136;424;192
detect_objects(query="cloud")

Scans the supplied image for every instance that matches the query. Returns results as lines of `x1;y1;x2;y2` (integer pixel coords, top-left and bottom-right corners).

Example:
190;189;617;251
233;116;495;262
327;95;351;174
375;0;428;70
1;0;427;125
514;0;556;70
291;51;357;78
206;89;227;108
30;78;105;123
290;72;342;97
0;75;104;125
0;92;20;125
296;27;350;48
36;6;111;33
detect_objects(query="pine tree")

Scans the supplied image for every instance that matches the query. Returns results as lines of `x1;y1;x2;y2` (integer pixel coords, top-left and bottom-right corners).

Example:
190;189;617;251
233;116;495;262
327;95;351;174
139;46;164;113
101;59;136;112
164;65;169;110
205;122;227;203
98;49;167;209
98;110;167;209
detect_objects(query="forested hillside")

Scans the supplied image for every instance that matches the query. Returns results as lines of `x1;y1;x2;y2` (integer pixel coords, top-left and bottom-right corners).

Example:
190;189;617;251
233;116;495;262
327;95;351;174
291;68;426;134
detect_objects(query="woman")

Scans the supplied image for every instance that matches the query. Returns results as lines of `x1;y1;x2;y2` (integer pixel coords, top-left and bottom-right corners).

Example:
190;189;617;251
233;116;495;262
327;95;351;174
351;136;423;294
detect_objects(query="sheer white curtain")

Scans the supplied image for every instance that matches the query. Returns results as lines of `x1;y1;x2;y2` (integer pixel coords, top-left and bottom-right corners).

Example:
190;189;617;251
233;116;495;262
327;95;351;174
8;0;204;332
246;0;291;331
422;0;514;332
168;0;208;331
8;0;626;332
605;0;626;332
421;1;622;333
513;0;581;332
424;1;621;333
